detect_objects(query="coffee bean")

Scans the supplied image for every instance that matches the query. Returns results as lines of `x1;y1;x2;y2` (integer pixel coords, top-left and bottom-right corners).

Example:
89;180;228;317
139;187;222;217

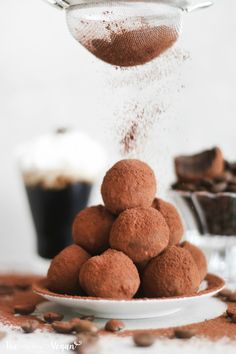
56;127;68;134
76;332;99;346
74;332;99;354
182;183;197;192
196;186;207;191
214;172;233;183
0;331;6;340
72;319;98;334
231;315;236;324
15;282;31;291
80;315;95;322
0;284;14;296
133;332;155;347
172;182;196;192
229;176;236;184
43;312;64;323
228;162;236;173
218;289;232;299
105;319;125;332
21;320;39;333
174;329;196;339
224;160;231;170
70;318;81;326
227;293;236;302
211;182;228;193
52;321;74;334
198;179;214;189
14;304;36;315
171;182;179;190
227;183;236;193
226;309;236;318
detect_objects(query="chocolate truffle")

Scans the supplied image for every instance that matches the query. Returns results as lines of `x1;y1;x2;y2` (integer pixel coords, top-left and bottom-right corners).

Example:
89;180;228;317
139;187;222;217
152;198;184;246
79;249;140;299
175;147;224;182
47;245;90;295
72;205;115;255
180;241;207;281
101;159;157;215
109;207;169;263
142;246;201;297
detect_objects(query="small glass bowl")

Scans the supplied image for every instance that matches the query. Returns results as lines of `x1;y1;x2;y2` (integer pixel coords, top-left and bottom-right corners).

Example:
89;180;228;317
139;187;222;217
171;189;236;236
170;189;236;286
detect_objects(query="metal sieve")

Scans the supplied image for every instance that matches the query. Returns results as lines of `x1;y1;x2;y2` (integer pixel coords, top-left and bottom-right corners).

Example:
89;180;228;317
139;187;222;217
42;0;213;66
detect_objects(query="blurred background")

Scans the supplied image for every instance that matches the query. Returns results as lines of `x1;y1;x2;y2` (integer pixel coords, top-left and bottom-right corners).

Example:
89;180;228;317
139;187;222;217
0;0;235;262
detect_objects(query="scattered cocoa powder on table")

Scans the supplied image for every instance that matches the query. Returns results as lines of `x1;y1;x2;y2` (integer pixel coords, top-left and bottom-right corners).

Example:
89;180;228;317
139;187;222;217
0;273;236;341
119;304;236;341
0;273;48;330
118;298;236;340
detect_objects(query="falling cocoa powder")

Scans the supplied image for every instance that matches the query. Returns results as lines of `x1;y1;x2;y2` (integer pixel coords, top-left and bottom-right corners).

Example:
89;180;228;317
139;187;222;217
105;47;187;157
89;25;178;67
121;121;138;154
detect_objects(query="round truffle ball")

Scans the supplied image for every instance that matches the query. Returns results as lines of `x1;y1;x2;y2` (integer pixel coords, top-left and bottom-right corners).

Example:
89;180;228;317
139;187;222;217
47;245;90;295
152;198;184;246
180;241;207;281
109;207;169;263
79;249;140;299
72;205;115;255
142;246;201;298
101;159;157;215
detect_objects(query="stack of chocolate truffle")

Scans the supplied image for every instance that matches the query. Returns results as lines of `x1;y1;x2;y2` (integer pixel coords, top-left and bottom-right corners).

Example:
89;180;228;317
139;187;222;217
47;159;207;299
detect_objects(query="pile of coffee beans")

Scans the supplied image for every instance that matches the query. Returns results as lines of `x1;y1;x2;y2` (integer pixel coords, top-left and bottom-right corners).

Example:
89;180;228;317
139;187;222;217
172;161;236;194
172;161;236;193
172;152;236;235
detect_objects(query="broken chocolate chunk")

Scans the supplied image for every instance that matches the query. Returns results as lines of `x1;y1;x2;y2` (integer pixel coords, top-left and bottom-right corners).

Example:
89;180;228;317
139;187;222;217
174;147;224;182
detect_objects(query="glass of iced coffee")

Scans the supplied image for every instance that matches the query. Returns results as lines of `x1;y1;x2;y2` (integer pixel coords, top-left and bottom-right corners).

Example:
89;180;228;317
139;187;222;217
17;129;107;259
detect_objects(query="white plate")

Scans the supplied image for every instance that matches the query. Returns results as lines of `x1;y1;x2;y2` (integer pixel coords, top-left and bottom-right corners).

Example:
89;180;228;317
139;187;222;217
33;274;224;319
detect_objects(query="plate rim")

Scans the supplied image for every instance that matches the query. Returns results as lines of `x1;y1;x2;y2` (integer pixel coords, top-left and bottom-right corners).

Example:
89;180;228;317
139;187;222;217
33;273;225;304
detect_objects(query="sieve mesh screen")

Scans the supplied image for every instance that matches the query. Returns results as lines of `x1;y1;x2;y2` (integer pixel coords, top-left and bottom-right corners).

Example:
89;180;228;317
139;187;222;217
66;2;182;66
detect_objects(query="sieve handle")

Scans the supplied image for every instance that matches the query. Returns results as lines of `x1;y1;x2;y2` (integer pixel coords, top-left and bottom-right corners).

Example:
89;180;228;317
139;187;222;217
175;0;213;12
183;0;213;12
41;0;70;10
161;0;213;12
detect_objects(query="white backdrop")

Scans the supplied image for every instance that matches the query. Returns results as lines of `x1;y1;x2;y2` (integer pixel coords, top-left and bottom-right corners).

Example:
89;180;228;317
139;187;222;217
0;0;235;261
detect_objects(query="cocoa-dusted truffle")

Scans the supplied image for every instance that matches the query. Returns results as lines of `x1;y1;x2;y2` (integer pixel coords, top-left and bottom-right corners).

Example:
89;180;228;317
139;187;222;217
180;241;207;281
152;198;184;246
110;207;169;263
101;159;156;215
79;249;140;299
72;205;115;255
142;246;201;297
175;147;224;182
47;245;90;295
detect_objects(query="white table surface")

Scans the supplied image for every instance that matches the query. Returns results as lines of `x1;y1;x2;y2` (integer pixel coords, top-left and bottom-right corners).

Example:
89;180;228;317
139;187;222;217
0;324;235;354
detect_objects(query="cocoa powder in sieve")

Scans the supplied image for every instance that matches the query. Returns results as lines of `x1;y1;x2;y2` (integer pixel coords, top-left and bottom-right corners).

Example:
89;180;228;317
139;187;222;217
90;25;178;67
